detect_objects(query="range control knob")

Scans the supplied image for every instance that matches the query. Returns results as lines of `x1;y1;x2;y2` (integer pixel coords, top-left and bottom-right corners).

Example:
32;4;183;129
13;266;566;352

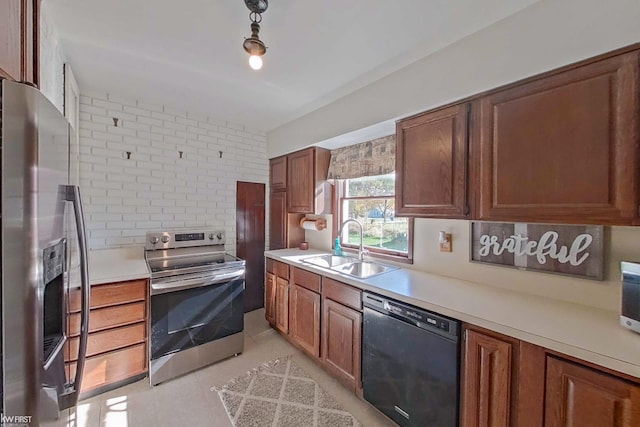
161;235;170;244
208;233;215;241
216;232;223;240
150;236;160;244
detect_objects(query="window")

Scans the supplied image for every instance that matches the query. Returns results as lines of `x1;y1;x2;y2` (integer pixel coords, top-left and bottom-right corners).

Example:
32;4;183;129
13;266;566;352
335;173;413;262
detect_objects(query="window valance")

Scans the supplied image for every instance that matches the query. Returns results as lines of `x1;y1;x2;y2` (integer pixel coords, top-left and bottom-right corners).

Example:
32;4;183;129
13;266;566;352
326;134;395;180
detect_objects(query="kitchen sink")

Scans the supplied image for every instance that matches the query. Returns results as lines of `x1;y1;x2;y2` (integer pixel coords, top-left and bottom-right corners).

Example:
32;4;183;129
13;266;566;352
333;261;398;279
302;255;357;268
302;254;398;279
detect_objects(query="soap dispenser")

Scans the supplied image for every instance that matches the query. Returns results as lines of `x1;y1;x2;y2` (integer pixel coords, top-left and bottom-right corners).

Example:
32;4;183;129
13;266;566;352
334;237;343;256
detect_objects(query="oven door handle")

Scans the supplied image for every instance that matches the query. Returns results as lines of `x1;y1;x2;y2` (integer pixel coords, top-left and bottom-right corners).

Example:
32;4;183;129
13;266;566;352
150;269;245;295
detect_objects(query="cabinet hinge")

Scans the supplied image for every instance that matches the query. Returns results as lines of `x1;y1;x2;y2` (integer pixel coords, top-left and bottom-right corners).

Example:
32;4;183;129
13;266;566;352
638;205;640;217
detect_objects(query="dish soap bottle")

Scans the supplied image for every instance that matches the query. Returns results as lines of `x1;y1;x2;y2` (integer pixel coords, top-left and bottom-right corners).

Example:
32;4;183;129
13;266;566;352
334;237;343;256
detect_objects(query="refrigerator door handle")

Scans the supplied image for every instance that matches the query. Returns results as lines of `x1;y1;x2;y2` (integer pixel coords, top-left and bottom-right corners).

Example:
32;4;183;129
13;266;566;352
59;185;90;409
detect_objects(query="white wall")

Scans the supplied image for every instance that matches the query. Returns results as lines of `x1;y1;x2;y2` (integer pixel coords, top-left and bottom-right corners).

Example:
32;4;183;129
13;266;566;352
283;0;640;312
268;0;640;157
39;1;65;112
79;93;268;253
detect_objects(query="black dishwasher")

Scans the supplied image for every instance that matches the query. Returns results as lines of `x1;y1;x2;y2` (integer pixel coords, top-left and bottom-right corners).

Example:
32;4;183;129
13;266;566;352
362;292;460;427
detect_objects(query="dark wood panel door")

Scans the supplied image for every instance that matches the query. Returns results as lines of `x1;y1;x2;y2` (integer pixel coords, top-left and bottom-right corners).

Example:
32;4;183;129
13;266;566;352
274;277;289;334
265;272;276;325
461;329;513;427
321;298;362;391
236;181;266;313
477;52;639;224
545;357;640;427
288;284;321;358
287;148;315;213
269;156;287;191
396;103;470;218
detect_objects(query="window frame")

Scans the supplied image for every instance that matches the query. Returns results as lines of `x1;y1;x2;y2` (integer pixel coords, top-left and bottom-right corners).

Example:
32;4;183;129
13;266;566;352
332;178;414;264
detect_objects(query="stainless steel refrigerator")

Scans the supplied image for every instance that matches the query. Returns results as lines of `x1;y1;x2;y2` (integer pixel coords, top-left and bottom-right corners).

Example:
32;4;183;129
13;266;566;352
1;79;90;424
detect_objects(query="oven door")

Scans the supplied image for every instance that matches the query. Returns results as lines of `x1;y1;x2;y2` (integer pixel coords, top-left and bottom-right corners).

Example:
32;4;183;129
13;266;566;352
150;276;244;360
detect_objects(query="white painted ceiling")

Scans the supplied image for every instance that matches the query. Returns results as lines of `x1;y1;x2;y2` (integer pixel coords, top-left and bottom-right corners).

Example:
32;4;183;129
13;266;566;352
47;0;538;133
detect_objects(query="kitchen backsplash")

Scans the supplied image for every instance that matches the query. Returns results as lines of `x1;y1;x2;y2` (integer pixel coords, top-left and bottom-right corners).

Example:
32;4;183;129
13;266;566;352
79;93;268;251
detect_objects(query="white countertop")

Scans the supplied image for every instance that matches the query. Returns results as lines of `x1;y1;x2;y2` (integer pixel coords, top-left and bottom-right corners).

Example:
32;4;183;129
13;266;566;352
265;249;640;380
89;246;149;285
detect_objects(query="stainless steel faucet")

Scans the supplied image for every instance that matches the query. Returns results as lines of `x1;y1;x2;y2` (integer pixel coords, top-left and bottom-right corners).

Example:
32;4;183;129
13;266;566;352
338;218;368;260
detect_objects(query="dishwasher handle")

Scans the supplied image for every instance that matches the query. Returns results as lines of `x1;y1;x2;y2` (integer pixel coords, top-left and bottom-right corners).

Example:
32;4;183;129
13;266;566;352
363;292;459;341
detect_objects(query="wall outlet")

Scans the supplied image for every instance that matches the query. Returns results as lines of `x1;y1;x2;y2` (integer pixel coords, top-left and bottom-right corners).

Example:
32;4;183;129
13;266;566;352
439;233;452;252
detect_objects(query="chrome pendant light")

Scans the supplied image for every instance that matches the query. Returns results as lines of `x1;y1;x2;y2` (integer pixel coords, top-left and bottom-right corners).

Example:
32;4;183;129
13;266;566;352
243;0;268;70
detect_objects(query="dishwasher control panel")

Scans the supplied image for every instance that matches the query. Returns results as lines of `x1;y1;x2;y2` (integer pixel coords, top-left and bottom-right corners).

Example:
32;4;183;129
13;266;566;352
363;292;458;338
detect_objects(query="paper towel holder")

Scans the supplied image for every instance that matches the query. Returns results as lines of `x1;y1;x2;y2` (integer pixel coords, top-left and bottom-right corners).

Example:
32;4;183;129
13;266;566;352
300;217;327;231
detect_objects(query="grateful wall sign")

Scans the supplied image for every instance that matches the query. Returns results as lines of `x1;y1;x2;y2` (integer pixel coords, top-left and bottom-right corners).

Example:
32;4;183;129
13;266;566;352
470;222;604;280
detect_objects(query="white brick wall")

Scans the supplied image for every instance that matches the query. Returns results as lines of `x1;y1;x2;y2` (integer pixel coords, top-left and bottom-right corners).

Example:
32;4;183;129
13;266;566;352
79;93;268;253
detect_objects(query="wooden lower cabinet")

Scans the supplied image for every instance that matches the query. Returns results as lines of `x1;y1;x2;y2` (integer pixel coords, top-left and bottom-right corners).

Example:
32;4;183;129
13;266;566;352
461;325;640;427
265;259;290;333
321;297;362;392
274;277;290;334
69;344;147;393
288;283;321;357
545;357;640;427
265;271;276;325
461;329;513;427
66;279;148;395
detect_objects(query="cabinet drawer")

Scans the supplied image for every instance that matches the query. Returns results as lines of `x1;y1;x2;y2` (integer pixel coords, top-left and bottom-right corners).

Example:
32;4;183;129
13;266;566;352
266;258;274;273
66;323;146;362
70;279;147;312
292;267;321;293
68;301;146;336
274;260;289;280
68;343;147;393
322;278;362;311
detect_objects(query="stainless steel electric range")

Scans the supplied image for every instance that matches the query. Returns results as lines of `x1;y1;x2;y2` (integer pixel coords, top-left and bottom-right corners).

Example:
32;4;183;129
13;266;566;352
144;229;245;386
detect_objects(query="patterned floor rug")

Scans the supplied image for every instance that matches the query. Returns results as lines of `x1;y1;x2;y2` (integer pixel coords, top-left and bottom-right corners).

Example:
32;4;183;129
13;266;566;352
213;357;362;427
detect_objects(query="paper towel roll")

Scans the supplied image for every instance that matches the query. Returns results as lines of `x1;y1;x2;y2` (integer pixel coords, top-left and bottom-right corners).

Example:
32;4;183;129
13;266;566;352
300;218;327;231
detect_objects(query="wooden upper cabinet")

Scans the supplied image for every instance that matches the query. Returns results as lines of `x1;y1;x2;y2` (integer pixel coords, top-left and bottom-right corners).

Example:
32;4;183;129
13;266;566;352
269;191;287;250
477;51;639;224
286;147;331;214
268;191;304;250
396;103;470;218
0;0;39;85
545;357;640;427
269;156;287;191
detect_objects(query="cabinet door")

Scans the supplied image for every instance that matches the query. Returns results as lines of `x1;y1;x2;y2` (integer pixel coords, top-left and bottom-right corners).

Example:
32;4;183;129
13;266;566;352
461;329;513;427
478;52;639;224
274;277;289;334
269;191;287;250
265;272;276;325
289;284;321;357
0;0;38;85
287;148;315;213
0;0;22;80
545;357;640;427
396;103;470;218
270;156;287;191
321;298;362;391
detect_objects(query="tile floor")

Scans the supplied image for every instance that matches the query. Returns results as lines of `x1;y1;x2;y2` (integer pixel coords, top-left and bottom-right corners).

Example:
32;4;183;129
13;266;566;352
46;309;394;427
